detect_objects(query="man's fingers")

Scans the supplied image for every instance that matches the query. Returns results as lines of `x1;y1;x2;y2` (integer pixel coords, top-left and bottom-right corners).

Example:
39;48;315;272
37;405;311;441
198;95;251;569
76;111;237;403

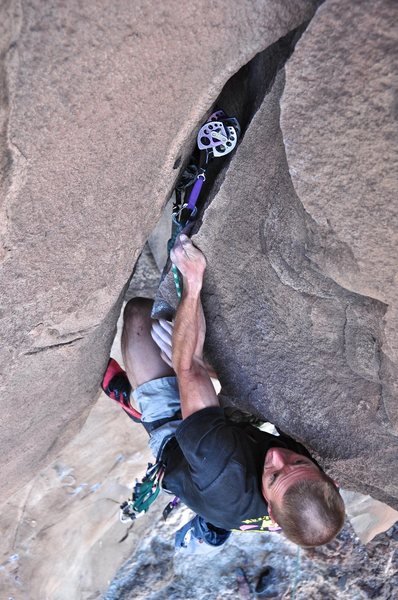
179;234;189;242
159;318;173;336
171;234;192;264
160;350;173;368
152;320;174;369
151;324;172;360
170;234;206;283
152;321;172;347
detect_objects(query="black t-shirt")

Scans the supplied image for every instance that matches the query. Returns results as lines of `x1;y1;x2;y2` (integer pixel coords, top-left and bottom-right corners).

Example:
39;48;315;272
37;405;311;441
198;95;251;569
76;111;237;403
162;407;312;531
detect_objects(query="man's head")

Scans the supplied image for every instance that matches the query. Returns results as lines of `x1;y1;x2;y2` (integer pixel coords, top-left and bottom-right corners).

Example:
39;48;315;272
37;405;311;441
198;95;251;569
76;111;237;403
262;447;345;547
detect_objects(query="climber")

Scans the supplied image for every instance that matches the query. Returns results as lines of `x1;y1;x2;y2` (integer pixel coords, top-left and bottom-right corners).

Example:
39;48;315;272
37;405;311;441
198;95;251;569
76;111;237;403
119;234;345;550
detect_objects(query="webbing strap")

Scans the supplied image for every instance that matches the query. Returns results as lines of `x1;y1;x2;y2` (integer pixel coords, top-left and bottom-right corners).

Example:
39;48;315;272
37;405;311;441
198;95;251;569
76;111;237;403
187;175;205;210
168;217;184;300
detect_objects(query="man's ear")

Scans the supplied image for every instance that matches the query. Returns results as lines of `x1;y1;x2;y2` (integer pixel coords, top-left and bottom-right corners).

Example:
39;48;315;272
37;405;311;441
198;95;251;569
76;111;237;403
326;474;339;488
268;503;275;521
268;505;280;529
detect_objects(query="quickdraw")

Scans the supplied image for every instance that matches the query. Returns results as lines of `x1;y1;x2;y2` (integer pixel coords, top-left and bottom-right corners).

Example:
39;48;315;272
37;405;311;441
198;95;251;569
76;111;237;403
170;110;240;298
120;461;165;523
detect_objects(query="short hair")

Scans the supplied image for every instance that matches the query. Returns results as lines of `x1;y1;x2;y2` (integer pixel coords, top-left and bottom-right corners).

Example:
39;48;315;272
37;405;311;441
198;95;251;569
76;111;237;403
271;479;345;547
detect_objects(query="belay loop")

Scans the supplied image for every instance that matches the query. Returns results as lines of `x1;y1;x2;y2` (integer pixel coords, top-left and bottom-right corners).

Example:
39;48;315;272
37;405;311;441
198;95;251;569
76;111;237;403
170;109;240;298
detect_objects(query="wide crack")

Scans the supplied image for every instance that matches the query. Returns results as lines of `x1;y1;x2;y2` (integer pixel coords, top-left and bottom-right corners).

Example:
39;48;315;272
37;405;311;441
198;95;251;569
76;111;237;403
146;22;313;320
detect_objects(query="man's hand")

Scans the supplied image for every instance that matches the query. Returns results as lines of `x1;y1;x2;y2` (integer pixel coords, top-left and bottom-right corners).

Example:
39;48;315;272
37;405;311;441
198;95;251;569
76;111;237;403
170;234;206;291
150;236;206;370
151;317;218;378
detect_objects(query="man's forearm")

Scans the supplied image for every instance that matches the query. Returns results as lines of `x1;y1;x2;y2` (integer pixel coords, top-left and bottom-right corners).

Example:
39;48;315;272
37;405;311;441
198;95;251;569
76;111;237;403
170;235;219;418
172;279;206;375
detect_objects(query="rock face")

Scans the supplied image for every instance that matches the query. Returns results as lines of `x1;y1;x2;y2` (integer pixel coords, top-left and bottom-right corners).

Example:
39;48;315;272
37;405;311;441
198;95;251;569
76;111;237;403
1;1;398;594
193;69;398;506
280;0;398;429
0;393;152;600
154;0;398;508
0;0;318;504
105;515;398;600
2;247;396;600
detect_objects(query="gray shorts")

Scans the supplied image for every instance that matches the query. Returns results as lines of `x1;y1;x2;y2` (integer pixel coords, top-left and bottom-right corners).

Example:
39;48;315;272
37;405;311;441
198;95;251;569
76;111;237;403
132;376;182;457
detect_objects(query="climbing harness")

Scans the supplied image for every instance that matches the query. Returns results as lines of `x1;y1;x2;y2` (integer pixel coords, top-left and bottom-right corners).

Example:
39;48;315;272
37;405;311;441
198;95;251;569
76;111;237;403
232;514;282;534
106;110;241;524
169;110;240;299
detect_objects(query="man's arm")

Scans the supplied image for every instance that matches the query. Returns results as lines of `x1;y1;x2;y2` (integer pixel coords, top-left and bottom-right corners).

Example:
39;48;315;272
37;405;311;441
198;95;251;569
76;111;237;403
170;234;219;419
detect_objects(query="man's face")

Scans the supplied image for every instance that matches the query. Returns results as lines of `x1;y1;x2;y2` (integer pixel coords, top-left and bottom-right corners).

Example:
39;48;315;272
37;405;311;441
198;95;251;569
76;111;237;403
261;447;327;519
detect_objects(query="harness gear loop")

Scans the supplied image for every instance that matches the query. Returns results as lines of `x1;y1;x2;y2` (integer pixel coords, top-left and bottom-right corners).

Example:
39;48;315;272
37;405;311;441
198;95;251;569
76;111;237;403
119;434;176;523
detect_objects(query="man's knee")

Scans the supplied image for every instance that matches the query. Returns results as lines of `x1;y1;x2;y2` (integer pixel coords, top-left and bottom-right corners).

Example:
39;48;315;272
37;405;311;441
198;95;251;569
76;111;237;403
123;297;153;328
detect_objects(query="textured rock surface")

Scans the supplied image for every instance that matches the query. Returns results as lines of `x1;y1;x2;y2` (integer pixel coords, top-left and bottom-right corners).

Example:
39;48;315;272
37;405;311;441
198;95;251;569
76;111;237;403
0;249;159;600
150;0;398;509
2;0;397;596
280;0;398;426
188;69;398;509
0;0;318;503
105;519;398;600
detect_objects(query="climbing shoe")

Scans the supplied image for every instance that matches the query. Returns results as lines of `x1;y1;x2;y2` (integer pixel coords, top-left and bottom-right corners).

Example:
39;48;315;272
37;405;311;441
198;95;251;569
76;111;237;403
101;358;141;422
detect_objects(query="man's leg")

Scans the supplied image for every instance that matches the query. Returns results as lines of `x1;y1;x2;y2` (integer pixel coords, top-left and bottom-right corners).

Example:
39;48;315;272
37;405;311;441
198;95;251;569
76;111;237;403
175;515;231;554
121;297;175;389
122;297;181;457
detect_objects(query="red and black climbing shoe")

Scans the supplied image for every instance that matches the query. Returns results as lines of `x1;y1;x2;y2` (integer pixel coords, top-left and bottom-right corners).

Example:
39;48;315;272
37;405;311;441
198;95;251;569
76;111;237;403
101;358;142;423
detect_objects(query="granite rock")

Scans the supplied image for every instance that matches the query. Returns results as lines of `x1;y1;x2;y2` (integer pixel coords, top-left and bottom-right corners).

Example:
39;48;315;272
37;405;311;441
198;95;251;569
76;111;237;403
153;0;398;507
0;0;318;503
280;0;398;426
192;70;398;509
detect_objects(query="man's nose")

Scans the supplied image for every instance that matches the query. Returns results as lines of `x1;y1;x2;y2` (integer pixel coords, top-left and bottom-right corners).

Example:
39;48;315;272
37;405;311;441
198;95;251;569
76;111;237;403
272;448;287;469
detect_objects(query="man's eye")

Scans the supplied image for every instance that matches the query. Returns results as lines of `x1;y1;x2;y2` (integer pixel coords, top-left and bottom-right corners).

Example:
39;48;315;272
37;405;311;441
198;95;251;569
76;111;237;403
294;460;305;465
269;473;277;485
